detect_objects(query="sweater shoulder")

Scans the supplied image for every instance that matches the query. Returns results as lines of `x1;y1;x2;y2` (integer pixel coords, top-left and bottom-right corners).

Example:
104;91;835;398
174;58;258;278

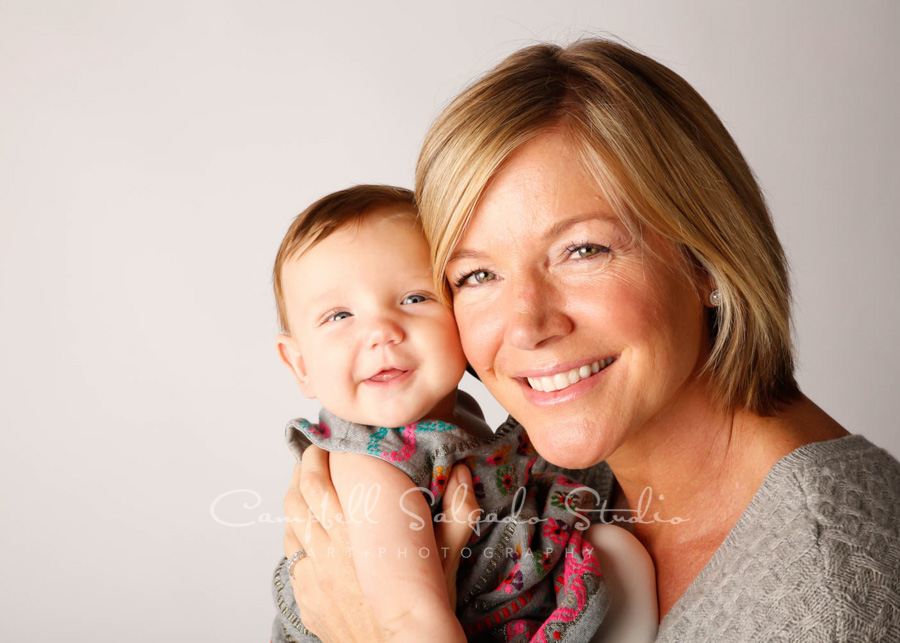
788;435;900;538
788;436;900;640
657;435;900;642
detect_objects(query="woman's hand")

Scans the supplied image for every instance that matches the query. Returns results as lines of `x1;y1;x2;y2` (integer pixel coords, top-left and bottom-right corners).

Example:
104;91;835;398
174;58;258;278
282;445;481;641
283;448;383;641
433;463;481;609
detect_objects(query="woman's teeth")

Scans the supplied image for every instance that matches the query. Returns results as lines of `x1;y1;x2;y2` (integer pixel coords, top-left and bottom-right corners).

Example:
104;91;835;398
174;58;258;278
526;358;615;392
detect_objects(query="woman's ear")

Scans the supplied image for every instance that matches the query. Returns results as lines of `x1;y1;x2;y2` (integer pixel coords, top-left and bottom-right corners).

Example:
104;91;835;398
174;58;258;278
685;250;718;307
276;334;317;399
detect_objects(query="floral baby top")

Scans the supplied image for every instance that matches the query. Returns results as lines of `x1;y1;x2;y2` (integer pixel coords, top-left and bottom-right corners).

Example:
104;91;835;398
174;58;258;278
272;409;611;643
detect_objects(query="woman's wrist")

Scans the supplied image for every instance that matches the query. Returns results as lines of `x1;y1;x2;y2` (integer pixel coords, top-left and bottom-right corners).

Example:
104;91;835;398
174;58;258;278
381;600;466;643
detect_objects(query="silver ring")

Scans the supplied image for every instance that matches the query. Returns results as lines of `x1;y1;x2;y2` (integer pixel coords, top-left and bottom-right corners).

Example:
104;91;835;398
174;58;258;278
287;548;307;579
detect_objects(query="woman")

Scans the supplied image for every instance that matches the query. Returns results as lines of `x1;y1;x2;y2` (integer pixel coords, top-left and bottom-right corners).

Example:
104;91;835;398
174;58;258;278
275;39;900;641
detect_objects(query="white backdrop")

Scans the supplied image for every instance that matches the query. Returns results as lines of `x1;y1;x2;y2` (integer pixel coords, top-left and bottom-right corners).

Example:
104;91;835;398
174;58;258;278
1;1;897;640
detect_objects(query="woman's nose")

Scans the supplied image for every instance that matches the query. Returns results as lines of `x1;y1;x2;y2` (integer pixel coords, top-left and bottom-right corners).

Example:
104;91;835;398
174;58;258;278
367;316;405;348
503;271;573;350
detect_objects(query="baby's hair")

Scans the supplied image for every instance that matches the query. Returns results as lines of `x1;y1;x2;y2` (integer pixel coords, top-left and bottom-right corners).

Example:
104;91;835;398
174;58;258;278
273;184;417;332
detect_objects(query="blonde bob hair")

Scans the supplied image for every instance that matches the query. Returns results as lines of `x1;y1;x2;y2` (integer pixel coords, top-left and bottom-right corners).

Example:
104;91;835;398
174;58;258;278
416;39;799;416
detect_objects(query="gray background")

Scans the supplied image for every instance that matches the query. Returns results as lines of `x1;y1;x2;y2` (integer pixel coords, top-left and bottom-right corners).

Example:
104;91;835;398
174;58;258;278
1;1;897;640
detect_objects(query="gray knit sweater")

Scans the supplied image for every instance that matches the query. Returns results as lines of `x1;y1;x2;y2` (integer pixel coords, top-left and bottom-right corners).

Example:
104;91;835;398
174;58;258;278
656;434;900;641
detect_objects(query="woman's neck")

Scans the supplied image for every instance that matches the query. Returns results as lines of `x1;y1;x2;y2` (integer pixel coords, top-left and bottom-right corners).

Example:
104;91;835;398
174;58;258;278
604;383;848;617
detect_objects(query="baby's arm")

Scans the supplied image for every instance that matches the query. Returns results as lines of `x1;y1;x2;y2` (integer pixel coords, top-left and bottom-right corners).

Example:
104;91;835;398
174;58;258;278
328;452;465;641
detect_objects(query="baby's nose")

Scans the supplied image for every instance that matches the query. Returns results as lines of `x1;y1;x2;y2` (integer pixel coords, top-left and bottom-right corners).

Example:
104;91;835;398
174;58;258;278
367;317;404;348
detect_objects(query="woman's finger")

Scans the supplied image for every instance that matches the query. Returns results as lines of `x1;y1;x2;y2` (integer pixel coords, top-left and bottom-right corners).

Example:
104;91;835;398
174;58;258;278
283;462;330;558
284;522;302;558
283;451;389;641
297;445;348;546
282;463;328;635
435;464;482;609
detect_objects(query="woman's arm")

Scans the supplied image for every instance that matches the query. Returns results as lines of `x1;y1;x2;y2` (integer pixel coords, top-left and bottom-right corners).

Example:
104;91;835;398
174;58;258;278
282;446;479;642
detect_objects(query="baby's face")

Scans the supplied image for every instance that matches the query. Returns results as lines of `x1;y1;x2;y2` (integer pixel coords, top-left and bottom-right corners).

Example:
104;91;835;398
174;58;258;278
279;210;467;428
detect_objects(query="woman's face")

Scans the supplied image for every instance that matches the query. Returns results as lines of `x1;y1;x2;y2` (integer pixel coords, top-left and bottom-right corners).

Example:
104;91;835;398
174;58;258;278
446;131;710;468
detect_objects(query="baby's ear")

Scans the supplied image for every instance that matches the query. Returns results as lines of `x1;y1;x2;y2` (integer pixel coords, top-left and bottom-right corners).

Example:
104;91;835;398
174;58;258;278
276;334;317;399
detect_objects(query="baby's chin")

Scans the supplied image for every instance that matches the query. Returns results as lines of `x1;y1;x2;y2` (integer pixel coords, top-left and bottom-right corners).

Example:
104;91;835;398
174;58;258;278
342;409;424;430
340;395;456;429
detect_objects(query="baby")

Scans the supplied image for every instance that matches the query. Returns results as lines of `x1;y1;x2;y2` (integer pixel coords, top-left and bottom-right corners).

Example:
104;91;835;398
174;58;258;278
270;185;657;642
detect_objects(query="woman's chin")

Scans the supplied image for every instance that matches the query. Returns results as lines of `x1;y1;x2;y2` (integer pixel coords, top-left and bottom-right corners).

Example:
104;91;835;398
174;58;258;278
541;451;605;470
527;429;612;470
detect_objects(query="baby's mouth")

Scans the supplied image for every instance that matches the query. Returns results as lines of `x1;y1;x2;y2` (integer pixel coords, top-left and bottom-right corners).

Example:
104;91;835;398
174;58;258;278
366;368;409;383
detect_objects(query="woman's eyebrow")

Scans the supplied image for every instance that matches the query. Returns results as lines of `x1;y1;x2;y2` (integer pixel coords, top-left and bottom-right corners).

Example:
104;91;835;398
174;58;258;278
449;213;617;264
447;248;489;264
542;213;616;241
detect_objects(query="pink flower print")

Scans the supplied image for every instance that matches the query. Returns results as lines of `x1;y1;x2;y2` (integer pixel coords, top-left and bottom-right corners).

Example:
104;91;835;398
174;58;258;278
309;421;330;438
543;518;569;547
552;474;584;489
431;465;449;497
486;444;510;466
505;620;536;638
523;455;537;485
376;424;418;463
500;565;524;594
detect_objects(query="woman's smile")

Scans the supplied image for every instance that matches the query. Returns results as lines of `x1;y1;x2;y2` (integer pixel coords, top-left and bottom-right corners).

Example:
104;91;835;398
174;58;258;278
518;356;617;392
516;356;618;406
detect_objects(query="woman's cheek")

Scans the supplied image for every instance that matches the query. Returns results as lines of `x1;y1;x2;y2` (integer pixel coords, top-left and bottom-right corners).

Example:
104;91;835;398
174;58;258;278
455;301;503;374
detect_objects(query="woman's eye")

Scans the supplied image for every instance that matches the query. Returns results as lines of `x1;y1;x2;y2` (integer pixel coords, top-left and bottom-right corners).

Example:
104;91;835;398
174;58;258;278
455;269;498;288
568;243;611;259
325;311;352;323
401;294;428;305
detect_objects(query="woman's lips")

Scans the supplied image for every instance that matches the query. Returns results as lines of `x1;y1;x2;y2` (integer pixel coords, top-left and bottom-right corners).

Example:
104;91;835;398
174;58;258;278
525;358;616;392
517;358;616;406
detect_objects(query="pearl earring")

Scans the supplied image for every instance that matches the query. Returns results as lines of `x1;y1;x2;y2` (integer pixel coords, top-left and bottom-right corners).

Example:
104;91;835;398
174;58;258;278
708;289;722;307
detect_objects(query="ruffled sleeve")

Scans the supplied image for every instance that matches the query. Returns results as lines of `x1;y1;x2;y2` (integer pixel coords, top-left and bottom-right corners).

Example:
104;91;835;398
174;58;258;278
285;408;494;508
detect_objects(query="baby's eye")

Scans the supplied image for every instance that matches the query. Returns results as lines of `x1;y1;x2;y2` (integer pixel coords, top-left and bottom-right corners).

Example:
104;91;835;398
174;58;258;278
455;269;498;288
325;311;352;323
401;294;429;305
